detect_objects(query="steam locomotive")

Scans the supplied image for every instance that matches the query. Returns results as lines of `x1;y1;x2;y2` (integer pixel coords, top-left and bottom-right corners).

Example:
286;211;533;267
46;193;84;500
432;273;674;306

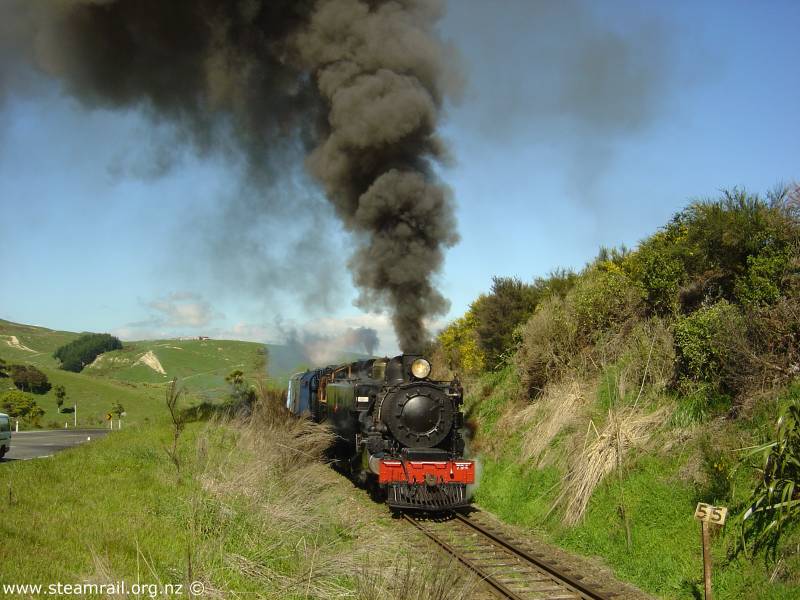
287;354;474;510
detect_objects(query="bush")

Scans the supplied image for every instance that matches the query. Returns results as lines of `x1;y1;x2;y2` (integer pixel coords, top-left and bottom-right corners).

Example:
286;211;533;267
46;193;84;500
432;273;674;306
53;333;122;372
724;293;800;399
0;390;44;426
570;267;644;337
438;310;484;375
734;247;794;307
9;364;51;394
623;231;686;315
472;277;540;369
673;300;745;399
515;296;578;396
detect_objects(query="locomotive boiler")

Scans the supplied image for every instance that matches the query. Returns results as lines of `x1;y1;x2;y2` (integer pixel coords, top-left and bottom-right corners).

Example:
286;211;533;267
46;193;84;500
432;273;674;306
287;354;475;510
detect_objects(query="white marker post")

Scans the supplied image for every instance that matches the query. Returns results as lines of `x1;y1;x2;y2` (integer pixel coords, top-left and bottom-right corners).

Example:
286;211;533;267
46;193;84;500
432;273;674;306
694;503;728;600
73;404;77;428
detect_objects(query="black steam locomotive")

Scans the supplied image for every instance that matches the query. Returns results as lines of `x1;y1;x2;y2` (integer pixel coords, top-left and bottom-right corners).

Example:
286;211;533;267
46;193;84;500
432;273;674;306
287;354;474;510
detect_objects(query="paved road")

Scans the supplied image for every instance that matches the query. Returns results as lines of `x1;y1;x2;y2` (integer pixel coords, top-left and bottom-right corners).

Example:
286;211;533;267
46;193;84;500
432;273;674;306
0;429;111;462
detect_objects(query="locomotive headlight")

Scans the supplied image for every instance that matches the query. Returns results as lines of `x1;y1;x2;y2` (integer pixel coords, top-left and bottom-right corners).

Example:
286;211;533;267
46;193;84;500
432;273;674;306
410;358;431;379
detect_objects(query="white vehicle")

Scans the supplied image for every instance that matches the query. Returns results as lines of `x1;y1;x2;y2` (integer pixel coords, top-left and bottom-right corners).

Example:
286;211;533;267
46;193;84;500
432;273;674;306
0;412;10;459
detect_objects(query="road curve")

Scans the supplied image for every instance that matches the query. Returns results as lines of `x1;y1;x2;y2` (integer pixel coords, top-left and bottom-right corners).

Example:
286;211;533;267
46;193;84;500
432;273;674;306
0;429;111;462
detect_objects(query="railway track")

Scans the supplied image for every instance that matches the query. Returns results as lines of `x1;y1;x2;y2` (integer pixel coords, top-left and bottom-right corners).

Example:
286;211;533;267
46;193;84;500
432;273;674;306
404;510;612;600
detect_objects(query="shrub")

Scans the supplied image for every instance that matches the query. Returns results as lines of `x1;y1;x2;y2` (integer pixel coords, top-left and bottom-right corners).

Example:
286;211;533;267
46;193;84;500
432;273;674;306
736;397;800;558
515;296;578;396
671;190;799;305
570;267;644;338
438;310;485;375
734;247;794;307
0;390;44;426
624;231;686;315
532;268;579;300
53;333;122;372
723;293;800;400
673;300;751;407
674;300;740;382
472;277;540;369
9;364;51;394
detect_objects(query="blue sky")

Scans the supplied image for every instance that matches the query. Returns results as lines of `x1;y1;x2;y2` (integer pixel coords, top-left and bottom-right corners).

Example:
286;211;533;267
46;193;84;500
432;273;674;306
1;0;798;356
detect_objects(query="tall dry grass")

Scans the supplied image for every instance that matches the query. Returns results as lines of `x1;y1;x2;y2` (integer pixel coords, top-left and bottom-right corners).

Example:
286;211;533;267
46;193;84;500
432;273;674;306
553;406;668;525
518;379;585;465
191;384;472;598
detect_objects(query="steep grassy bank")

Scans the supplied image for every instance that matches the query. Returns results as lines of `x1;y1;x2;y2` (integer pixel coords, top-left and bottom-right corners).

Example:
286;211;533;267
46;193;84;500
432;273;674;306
436;188;800;598
467;370;800;599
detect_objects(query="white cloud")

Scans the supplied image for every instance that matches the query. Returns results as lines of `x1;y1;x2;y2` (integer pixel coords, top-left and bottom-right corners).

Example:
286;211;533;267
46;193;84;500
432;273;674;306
146;292;218;328
114;292;223;340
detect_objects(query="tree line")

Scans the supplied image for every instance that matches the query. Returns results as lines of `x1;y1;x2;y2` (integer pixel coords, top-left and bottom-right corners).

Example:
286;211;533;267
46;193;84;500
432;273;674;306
53;333;122;372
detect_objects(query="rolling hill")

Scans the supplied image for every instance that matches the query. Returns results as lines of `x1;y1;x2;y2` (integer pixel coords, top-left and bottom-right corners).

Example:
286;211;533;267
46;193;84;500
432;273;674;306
0;318;358;428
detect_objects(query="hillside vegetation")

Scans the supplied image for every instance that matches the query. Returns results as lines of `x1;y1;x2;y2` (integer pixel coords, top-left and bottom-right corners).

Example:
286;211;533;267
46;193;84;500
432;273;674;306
1;389;468;599
0;321;275;427
53;333;123;372
433;187;800;598
0;318;372;428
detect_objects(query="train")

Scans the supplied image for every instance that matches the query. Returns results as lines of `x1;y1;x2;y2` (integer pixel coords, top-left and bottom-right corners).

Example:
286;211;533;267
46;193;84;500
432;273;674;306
287;354;475;510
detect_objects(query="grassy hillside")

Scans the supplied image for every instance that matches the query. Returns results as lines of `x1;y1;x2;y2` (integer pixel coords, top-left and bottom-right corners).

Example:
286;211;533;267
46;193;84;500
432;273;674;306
84;339;270;395
434;188;800;598
0;319;80;368
0;318;372;427
0;395;462;598
0;363;164;427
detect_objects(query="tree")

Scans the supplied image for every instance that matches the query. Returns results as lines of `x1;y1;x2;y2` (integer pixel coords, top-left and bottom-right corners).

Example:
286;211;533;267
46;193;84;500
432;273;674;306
10;364;52;394
0;390;45;426
225;369;256;409
53;333;123;373
111;402;125;418
225;369;245;388
473;277;540;369
54;385;66;411
0;357;8;378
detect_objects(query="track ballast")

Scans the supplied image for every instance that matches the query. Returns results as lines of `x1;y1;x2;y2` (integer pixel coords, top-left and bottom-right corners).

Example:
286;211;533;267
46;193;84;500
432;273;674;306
404;510;612;600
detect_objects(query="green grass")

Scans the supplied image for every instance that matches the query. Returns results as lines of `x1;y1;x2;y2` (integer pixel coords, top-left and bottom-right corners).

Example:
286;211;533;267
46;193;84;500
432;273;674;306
468;368;800;599
84;339;269;397
0;405;425;598
0;318;79;369
0;319;294;428
0;422;200;585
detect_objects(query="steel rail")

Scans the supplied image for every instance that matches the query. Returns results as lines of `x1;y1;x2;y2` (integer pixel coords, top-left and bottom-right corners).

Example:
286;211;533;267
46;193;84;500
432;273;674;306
404;511;610;600
454;512;609;600
402;513;526;600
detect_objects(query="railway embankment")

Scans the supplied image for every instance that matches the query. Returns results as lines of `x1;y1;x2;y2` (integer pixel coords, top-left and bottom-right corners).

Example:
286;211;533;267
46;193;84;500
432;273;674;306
432;188;800;599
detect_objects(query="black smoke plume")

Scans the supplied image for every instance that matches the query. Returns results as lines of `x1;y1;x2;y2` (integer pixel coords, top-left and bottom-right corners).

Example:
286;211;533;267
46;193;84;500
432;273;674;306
2;0;458;351
282;324;380;365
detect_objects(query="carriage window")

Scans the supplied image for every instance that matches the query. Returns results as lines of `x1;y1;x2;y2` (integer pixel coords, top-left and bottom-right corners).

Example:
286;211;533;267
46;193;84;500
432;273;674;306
0;417;9;432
